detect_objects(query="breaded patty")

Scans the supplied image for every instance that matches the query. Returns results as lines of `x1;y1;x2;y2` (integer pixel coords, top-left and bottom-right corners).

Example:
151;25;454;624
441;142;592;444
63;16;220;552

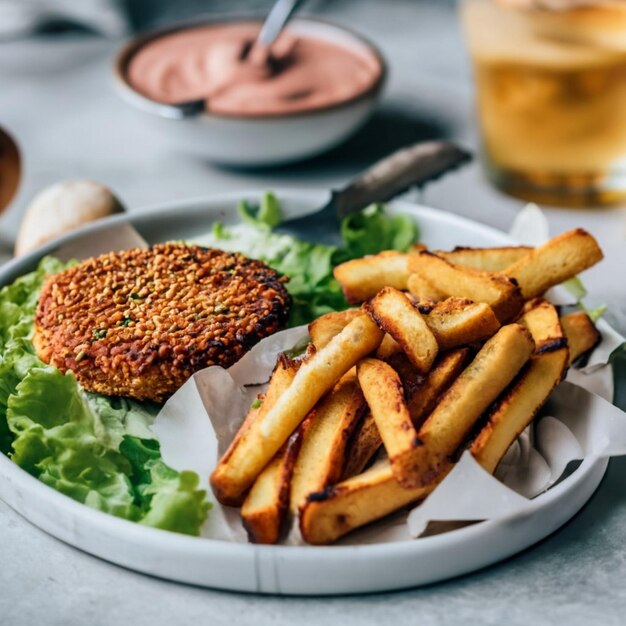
34;243;291;402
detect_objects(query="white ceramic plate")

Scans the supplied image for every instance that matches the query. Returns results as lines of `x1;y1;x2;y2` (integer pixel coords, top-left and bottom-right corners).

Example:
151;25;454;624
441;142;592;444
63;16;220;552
0;190;609;595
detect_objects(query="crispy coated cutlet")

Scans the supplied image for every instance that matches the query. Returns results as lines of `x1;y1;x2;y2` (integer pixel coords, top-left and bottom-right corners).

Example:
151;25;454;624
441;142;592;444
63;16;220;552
33;243;291;402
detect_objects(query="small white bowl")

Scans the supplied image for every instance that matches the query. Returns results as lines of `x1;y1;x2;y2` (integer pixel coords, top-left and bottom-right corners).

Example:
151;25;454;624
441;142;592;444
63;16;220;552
113;18;386;167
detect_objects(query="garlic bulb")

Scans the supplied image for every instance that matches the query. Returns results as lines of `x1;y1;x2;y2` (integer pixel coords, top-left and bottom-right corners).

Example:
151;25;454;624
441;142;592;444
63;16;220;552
15;181;124;256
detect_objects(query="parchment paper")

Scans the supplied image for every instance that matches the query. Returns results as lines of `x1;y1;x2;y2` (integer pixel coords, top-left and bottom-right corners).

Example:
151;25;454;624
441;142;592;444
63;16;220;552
151;316;625;544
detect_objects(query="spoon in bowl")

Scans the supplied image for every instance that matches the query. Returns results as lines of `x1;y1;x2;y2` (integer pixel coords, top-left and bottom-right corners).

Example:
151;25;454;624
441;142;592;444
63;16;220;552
162;0;308;118
246;0;307;65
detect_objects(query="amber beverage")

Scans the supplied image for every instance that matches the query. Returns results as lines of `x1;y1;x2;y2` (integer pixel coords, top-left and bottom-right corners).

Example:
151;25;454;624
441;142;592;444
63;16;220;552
461;0;626;206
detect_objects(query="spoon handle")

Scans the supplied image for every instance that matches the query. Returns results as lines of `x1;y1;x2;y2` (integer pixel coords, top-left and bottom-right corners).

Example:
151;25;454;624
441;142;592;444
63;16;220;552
256;0;308;48
332;141;472;220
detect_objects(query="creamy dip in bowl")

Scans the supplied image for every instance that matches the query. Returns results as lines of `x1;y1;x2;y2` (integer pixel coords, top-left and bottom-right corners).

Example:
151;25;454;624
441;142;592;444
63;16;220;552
114;18;386;166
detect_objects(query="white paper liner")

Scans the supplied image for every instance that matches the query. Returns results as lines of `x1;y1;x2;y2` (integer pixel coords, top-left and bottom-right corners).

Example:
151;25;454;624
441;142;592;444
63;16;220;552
151;327;309;541
509;203;550;246
151;318;625;544
53;223;148;261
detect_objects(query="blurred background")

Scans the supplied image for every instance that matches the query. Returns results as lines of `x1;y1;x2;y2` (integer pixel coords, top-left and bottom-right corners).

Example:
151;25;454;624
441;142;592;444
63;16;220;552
0;0;465;199
0;0;624;321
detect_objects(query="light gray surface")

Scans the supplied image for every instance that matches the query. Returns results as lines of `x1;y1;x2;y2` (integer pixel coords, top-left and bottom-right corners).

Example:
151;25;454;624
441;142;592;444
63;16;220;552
1;0;625;623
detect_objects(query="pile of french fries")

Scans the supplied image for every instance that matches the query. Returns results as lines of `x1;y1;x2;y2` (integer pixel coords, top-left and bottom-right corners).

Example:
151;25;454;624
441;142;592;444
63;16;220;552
210;228;604;545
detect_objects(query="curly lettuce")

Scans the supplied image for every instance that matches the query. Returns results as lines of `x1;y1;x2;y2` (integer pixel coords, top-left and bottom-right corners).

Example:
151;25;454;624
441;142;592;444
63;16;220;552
0;259;210;535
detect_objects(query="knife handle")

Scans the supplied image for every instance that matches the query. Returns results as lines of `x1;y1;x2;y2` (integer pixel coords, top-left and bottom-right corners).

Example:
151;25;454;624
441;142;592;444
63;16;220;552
332;141;472;219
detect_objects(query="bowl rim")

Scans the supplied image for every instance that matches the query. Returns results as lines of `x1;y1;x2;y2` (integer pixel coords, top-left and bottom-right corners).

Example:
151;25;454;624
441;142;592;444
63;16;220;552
112;15;388;122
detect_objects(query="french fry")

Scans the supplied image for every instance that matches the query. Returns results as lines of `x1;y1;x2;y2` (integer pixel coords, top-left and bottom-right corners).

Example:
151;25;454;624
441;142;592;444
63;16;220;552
334;251;411;303
289;372;367;513
212;221;607;546
406;273;446;301
436;246;532;272
385;297;494;353
408;251;523;322
302;311;555;544
343;348;471;480
408;323;534;486
471;300;568;474
406;348;471;425
342;413;382;479
210;314;383;505
423;298;500;351
241;427;305;544
561;311;601;364
385;352;423;397
210;355;300;505
300;459;443;545
366;287;439;374
375;333;402;359
504;228;604;299
301;322;540;545
308;308;361;350
313;297;500;357
517;298;567;353
357;358;420;488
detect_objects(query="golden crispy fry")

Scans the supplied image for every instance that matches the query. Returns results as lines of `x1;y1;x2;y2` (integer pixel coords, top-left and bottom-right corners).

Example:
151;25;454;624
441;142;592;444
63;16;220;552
343;352;422;478
408;324;534;486
290;372;367;513
406;273;446;301
375;333;402;359
342;413;382;479
313;297;500;357
406;348;472;426
334;251;411;304
408;251;523;322
561;311;601;364
210;314;383;505
366;287;439;374
436;246;532;272
385;352;423;396
423;298;500;351
357;359;415;453
343;349;471;480
504;228;604;299
357;358;424;488
518;298;567;353
308;309;361;350
471;300;568;474
210;356;300;505
241;427;304;544
300;459;445;545
302;324;537;545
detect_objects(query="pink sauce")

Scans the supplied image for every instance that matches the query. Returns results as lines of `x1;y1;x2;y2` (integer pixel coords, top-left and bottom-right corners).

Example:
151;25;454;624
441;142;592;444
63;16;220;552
126;22;382;116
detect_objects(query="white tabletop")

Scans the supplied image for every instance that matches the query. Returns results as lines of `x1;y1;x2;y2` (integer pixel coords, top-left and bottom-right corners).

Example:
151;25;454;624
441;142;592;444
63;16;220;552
1;1;625;623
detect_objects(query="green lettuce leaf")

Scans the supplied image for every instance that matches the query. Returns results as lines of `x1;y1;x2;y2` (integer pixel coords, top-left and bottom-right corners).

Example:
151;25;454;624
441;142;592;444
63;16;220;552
337;204;418;261
237;191;282;229
120;437;209;535
0;259;210;535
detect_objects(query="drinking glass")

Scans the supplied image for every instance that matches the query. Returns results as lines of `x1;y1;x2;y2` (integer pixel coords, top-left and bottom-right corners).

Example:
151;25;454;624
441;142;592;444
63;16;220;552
461;0;626;206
